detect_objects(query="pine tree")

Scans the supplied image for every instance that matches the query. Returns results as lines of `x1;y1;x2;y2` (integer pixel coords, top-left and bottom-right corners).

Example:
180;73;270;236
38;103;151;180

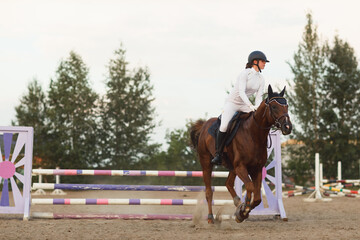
319;36;360;179
286;13;325;184
13;79;49;167
47;51;99;168
99;46;159;169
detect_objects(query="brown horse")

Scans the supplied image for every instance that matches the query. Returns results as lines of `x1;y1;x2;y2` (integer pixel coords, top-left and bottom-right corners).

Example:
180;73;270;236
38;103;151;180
190;85;292;223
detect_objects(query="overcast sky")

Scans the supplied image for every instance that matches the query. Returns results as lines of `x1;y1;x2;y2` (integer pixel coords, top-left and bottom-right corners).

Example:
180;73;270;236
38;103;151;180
1;0;360;146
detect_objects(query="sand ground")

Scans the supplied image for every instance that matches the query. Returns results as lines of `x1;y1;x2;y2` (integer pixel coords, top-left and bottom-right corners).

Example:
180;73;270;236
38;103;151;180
0;190;359;240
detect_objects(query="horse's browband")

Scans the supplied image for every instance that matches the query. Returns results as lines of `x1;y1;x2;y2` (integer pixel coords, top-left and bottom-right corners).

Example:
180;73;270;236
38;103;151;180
267;97;287;106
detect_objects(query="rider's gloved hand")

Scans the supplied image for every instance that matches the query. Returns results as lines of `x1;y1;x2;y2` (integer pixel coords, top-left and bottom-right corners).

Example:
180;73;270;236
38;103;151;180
249;105;257;112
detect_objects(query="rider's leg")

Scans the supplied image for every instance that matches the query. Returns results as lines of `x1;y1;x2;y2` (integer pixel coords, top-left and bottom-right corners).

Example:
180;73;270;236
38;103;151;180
211;130;226;165
211;102;237;165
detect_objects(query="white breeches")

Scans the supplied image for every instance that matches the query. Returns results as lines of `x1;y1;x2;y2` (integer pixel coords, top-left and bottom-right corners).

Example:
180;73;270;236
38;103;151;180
219;102;250;132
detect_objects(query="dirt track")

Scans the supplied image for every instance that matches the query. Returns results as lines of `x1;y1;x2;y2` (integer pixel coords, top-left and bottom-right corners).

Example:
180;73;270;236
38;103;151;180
1;190;359;240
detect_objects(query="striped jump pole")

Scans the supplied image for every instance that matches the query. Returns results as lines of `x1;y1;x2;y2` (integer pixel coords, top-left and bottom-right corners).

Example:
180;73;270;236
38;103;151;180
321;185;360;195
32;212;194;220
32;183;228;192
283;191;309;198
282;189;314;198
323;191;360;198
32;198;234;206
31;212;236;220
282;183;315;191
323;192;360;198
322;182;359;188
322;179;360;184
32;169;229;178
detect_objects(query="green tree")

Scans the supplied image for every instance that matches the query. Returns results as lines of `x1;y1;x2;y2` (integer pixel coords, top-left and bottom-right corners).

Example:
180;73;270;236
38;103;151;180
286;13;326;185
286;13;360;183
46;51;99;168
99;46;159;169
12;79;49;167
154;124;199;170
319;36;360;179
149;122;203;185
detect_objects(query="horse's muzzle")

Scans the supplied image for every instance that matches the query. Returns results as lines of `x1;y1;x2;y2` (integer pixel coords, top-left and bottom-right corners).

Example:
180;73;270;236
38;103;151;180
281;121;292;135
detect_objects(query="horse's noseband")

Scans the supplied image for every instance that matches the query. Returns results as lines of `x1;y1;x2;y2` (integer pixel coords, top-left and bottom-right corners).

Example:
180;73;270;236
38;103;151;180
274;113;289;128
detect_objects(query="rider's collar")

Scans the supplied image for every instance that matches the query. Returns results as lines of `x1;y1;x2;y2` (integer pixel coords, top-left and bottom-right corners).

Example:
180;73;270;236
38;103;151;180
250;68;260;74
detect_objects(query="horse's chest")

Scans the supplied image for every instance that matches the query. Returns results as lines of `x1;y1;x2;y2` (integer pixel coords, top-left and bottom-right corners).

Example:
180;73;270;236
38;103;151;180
229;137;267;168
243;147;267;167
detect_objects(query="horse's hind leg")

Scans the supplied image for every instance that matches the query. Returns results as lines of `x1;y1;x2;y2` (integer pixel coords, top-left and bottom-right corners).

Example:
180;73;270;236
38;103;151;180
225;170;241;207
200;154;215;224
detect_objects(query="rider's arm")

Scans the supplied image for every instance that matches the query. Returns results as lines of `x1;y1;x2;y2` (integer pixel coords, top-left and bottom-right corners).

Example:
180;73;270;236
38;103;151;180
237;71;254;108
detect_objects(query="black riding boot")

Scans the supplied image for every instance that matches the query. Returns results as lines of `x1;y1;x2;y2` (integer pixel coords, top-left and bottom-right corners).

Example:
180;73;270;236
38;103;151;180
211;130;227;165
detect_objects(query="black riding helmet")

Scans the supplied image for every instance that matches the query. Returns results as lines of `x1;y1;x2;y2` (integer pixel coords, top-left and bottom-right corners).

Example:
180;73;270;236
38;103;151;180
248;51;269;73
248;51;269;63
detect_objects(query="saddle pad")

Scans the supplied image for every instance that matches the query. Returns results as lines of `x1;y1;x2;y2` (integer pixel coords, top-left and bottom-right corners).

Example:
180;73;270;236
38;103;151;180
208;111;250;146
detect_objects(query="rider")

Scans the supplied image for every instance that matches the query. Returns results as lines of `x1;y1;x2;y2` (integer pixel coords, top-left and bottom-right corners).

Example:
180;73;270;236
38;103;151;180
211;50;269;165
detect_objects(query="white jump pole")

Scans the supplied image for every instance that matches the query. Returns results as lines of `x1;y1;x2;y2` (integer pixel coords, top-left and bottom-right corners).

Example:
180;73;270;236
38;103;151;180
337;161;342;189
315;153;321;199
336;161;345;195
51;167;66;195
304;153;332;202
32;168;46;196
337;161;342;181
319;163;323;187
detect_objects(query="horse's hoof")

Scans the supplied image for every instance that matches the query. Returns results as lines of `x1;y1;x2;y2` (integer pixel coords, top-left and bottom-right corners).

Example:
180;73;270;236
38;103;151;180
235;216;244;223
235;202;250;223
235;208;244;223
208;214;214;224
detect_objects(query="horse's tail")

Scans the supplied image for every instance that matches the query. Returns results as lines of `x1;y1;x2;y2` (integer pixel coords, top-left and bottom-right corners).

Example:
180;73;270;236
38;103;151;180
189;119;205;149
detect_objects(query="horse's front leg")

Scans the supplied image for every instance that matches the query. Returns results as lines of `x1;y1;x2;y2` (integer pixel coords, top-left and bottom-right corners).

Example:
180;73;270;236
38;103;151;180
250;170;263;210
235;164;255;198
225;170;241;207
234;164;253;222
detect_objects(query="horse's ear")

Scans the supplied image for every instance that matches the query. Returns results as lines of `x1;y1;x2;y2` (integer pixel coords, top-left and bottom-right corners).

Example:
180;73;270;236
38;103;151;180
268;85;273;97
280;86;286;97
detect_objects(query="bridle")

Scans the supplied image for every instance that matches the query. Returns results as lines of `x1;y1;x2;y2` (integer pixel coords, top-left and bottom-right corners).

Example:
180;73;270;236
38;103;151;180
266;97;289;129
253;96;289;130
253;96;289;148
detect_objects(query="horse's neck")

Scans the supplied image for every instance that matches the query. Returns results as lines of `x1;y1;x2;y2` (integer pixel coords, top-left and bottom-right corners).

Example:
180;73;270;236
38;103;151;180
251;102;272;139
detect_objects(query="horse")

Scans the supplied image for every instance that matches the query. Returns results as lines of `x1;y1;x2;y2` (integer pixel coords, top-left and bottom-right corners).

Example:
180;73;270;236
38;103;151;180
190;84;292;223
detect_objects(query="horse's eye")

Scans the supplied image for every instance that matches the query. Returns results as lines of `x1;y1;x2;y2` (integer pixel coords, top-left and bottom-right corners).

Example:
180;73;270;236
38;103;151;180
271;105;277;110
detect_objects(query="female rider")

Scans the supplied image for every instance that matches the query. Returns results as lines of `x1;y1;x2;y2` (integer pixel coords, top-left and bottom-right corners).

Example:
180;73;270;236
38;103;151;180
211;51;269;165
